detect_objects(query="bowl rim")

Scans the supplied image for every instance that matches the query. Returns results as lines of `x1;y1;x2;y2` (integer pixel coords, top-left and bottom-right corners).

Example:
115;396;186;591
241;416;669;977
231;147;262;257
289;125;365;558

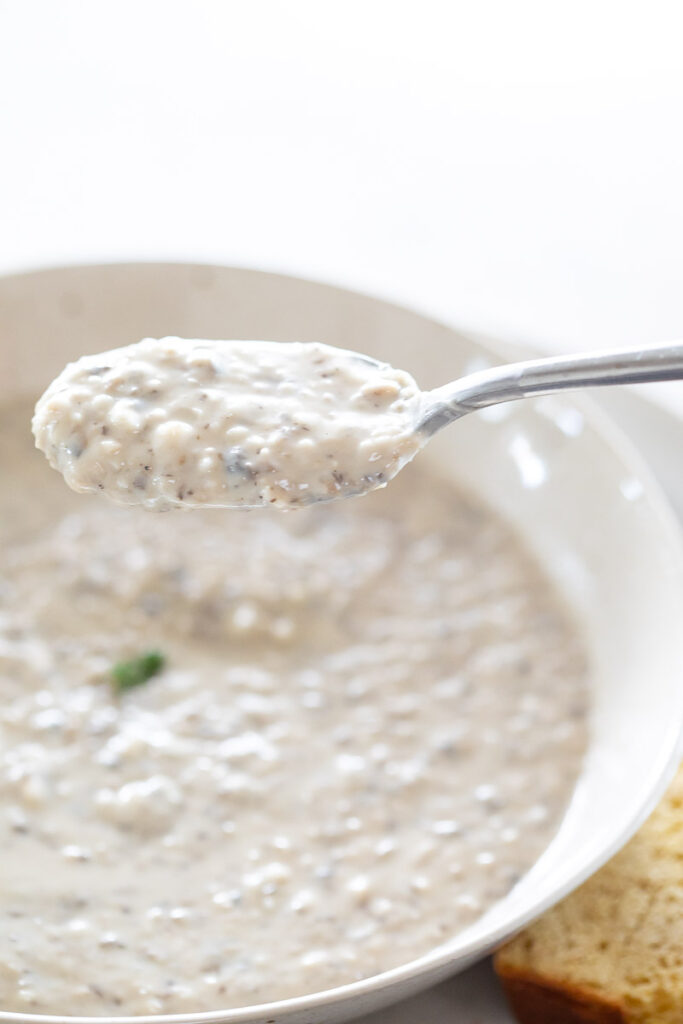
1;260;683;1024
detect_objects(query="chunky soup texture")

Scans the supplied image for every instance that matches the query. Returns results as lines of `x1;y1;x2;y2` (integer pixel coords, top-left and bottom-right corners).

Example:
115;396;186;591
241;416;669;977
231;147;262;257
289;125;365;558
32;338;423;509
0;399;588;1015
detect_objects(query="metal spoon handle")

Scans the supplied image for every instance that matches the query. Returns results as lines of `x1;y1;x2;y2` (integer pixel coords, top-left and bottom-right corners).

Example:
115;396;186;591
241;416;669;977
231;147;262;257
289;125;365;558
420;341;683;435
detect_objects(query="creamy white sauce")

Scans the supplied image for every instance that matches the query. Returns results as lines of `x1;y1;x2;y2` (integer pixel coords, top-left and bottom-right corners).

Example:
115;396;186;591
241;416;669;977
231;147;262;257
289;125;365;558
32;338;424;510
1;399;588;1015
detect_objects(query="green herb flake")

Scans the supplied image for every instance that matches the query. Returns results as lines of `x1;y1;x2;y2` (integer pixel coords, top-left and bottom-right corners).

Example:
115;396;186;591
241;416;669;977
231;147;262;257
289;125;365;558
112;651;166;692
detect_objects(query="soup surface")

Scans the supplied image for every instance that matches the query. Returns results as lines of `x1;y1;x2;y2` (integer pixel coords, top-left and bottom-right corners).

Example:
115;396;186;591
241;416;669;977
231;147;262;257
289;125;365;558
0;398;588;1015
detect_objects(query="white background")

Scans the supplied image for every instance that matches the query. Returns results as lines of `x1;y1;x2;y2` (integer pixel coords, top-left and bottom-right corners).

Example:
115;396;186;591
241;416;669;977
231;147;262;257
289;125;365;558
1;0;682;357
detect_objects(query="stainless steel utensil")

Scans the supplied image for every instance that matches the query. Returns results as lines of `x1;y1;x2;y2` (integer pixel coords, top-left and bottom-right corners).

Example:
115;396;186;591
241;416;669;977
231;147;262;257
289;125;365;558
418;342;683;434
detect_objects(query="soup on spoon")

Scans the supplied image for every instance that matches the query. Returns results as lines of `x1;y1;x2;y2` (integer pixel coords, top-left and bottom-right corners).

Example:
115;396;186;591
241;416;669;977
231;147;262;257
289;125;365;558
32;337;424;510
34;335;683;510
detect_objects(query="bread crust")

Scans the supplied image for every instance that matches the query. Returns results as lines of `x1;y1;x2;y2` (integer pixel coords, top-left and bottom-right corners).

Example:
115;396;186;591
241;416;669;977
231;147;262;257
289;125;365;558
496;962;627;1024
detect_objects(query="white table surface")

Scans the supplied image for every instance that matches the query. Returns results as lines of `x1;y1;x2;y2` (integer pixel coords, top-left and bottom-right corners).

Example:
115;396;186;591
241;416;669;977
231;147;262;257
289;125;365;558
1;5;682;1019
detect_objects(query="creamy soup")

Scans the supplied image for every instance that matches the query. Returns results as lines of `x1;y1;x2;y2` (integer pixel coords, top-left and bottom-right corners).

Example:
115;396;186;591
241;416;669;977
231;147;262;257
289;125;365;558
1;397;588;1015
32;338;424;510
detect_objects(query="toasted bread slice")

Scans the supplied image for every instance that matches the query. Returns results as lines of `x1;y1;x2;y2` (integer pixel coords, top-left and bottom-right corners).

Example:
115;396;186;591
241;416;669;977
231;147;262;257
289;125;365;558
495;765;683;1024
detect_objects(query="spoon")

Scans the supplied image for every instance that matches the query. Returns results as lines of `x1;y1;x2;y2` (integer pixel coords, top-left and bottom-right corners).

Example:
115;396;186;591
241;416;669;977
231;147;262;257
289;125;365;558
33;337;683;511
418;340;683;434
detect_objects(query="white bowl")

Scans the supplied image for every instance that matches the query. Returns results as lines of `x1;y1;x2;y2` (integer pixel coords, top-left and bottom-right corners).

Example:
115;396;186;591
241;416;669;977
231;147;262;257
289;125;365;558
1;263;683;1024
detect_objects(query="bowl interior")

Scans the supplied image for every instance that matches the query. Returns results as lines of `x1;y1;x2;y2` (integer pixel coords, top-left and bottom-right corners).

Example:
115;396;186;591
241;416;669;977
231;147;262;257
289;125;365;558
1;263;682;1024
